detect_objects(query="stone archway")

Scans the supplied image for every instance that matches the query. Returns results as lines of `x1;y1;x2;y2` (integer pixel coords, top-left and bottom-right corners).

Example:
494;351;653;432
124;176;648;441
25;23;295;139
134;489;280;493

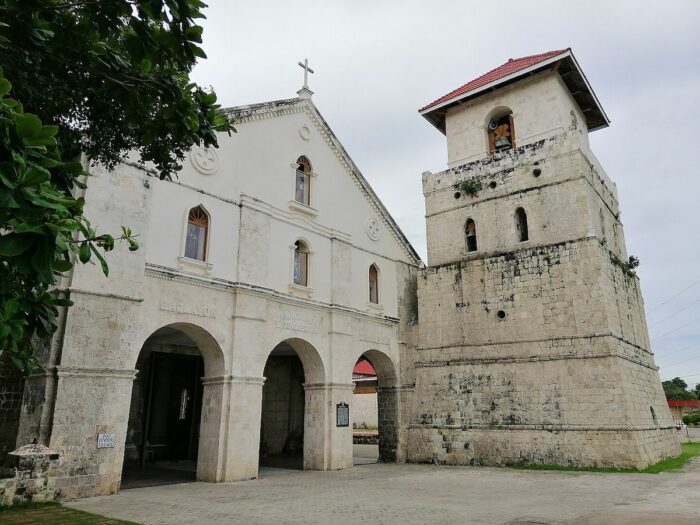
121;323;225;488
258;337;325;472
352;349;399;463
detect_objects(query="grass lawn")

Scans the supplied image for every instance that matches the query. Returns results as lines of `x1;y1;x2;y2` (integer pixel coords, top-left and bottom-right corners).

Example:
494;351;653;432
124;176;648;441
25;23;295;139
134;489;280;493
510;442;700;474
0;501;140;525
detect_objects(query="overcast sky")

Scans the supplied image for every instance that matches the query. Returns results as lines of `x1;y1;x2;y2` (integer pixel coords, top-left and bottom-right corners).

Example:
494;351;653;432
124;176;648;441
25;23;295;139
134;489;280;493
191;1;700;388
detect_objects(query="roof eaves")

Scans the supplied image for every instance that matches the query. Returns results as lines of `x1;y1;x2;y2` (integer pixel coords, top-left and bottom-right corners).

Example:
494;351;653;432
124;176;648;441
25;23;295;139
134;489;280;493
419;50;570;117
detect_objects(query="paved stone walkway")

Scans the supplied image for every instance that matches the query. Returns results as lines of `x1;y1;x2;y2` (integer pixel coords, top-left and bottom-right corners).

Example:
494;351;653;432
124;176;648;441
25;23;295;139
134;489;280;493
66;458;700;525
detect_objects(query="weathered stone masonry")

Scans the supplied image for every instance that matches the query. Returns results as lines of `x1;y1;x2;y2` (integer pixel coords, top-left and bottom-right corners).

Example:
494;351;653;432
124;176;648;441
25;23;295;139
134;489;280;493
409;127;679;468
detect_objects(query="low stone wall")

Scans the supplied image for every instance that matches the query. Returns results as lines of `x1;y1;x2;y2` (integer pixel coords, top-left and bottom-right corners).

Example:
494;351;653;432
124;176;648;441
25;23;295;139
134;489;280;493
0;444;59;507
353;432;379;445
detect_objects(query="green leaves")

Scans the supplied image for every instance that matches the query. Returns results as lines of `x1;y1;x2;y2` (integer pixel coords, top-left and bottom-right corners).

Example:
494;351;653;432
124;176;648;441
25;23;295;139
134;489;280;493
0;0;228;375
0;233;34;256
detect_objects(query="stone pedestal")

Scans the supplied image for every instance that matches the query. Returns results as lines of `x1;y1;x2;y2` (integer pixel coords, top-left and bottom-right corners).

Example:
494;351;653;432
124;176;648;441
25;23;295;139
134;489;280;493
0;443;59;506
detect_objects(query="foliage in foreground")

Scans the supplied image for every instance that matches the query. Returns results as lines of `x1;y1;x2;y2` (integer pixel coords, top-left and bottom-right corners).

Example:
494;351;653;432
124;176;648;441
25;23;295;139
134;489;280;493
0;0;234;375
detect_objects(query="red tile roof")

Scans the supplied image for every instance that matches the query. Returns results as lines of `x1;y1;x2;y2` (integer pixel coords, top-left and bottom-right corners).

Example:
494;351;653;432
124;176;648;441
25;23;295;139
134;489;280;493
420;49;570;112
353;359;376;376
668;400;700;407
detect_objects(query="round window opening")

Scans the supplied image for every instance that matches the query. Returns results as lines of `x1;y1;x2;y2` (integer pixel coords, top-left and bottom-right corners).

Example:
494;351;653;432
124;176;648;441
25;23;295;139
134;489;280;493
496;310;506;319
454;191;462;199
489;181;497;189
533;168;542;177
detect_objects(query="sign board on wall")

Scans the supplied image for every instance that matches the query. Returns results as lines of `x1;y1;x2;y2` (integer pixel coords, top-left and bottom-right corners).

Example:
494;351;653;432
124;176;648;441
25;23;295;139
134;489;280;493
336;402;349;427
97;433;115;449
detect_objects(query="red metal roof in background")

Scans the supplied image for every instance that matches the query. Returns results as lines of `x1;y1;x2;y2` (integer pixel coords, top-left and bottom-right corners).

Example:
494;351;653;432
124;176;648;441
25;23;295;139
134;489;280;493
420;49;569;112
668;400;700;407
353;359;376;376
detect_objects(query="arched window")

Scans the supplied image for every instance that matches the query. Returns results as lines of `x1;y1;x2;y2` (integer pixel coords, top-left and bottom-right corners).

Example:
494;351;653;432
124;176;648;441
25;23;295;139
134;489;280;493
369;264;379;304
487;111;515;155
295;156;312;206
465;218;477;253
515;207;529;242
293;240;309;286
185;206;208;261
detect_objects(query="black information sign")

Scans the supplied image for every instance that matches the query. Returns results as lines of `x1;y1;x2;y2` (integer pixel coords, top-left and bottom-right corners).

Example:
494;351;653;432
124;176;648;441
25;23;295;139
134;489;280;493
336;402;349;427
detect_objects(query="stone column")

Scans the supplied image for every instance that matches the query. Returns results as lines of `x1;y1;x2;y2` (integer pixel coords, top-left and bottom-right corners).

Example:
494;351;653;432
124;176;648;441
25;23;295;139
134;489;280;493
303;383;328;470
377;386;399;462
210;375;265;482
197;376;228;482
48;366;136;498
327;383;354;470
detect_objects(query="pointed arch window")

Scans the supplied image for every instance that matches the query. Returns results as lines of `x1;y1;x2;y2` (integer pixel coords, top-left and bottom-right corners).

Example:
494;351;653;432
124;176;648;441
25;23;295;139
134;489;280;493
369;264;379;304
487;112;515;155
293;240;309;286
515;207;529;242
465;218;477;253
185;206;208;261
295;156;312;206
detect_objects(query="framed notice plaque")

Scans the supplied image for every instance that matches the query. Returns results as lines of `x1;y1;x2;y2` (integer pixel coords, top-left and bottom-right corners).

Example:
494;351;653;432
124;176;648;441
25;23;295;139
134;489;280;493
336;402;349;427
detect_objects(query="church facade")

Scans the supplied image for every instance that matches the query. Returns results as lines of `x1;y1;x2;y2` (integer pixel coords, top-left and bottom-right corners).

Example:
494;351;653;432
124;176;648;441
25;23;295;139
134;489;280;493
8;49;678;499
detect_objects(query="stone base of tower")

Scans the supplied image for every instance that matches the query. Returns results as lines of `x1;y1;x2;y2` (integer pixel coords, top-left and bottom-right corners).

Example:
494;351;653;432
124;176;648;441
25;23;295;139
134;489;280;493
407;353;681;469
408;427;679;469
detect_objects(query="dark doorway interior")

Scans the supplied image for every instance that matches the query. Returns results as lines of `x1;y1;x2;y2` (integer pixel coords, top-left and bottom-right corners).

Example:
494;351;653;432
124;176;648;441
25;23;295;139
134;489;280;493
122;335;204;489
145;352;203;463
259;343;305;471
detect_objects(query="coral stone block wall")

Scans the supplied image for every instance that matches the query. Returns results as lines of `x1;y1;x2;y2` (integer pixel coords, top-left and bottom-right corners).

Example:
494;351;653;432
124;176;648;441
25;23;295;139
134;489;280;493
410;131;680;468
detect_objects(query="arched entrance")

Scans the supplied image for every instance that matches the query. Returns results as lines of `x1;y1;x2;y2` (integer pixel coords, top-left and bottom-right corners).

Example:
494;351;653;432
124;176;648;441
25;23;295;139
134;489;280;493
121;323;224;488
352;350;398;465
259;338;324;472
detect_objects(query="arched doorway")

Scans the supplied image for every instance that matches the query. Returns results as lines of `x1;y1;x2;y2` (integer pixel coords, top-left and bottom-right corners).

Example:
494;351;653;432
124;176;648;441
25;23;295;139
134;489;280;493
259;338;324;472
121;324;224;488
352;350;398;465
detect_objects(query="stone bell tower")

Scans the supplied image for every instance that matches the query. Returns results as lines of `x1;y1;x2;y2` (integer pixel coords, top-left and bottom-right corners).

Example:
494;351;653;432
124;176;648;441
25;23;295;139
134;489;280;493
409;49;679;468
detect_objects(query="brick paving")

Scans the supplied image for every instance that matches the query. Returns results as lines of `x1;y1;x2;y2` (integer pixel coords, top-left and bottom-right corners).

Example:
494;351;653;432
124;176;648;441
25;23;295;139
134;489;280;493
65;458;700;525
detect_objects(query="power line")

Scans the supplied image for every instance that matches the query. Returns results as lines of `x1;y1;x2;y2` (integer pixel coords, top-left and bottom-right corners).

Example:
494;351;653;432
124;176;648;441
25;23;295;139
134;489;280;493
651;316;700;342
656;341;700;359
649;297;700;328
662;371;700;380
647;278;700;315
660;354;700;369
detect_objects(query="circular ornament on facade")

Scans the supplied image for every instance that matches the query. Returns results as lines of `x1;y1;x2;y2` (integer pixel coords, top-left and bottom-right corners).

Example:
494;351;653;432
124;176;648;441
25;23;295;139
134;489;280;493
366;218;381;241
190;146;219;175
299;125;312;141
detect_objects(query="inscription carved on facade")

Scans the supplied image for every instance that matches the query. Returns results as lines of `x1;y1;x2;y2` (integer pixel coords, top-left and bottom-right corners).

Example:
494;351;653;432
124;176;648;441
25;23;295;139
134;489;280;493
277;312;319;333
159;300;216;318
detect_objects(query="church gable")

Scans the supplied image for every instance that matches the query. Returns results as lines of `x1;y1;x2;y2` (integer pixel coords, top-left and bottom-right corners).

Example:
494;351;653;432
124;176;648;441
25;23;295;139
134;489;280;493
225;98;421;266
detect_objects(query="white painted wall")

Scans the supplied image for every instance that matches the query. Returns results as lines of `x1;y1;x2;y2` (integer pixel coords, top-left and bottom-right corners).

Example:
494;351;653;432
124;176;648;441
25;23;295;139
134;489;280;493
444;71;590;167
139;98;416;318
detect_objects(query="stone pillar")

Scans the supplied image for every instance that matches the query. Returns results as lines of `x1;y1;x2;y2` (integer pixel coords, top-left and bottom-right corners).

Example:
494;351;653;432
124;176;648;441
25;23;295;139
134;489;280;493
48;366;136;498
377;386;399;462
327;383;354;470
303;383;328;470
197;376;228;482
210;375;265;482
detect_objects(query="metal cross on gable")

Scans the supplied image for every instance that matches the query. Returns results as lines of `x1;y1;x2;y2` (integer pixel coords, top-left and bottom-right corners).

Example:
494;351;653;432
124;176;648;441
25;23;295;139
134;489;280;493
298;58;314;89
